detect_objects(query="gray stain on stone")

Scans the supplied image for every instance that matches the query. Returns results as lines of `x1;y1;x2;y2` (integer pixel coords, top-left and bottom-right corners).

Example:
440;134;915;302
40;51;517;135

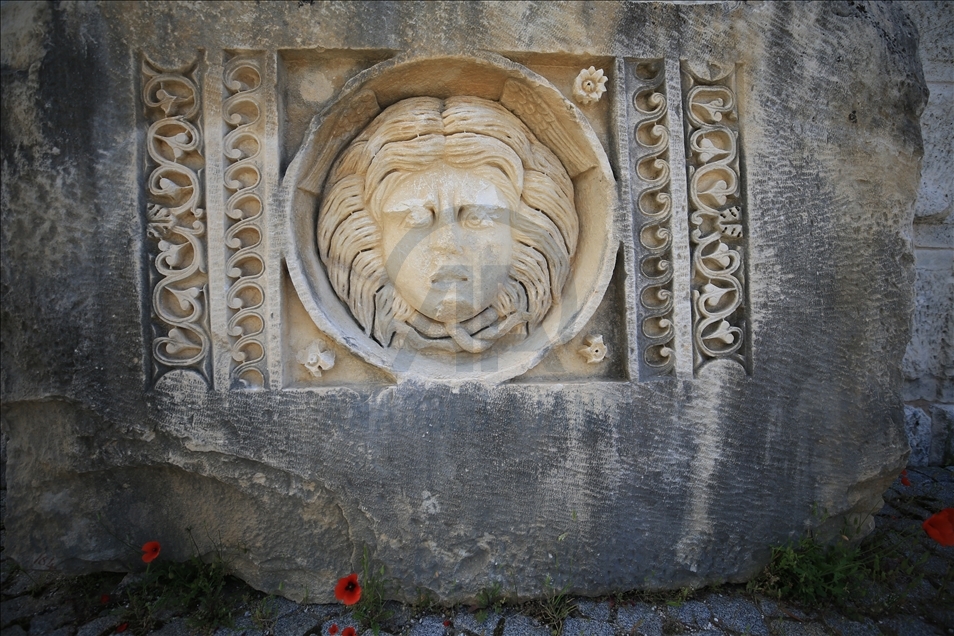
0;0;943;605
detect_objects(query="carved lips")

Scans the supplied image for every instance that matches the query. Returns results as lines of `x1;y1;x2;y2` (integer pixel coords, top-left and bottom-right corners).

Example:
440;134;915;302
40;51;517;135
431;265;470;287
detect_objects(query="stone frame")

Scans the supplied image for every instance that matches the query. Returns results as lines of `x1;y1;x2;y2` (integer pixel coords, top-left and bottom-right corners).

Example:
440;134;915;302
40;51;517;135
284;53;619;383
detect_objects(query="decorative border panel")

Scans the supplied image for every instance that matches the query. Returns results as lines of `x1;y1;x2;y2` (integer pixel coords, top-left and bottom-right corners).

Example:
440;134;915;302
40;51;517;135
681;64;749;373
627;59;675;377
222;53;268;389
142;58;212;385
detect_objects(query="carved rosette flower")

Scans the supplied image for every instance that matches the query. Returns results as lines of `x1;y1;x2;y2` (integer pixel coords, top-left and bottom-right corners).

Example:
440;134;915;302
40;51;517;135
573;67;608;105
297;340;336;378
579;335;607;364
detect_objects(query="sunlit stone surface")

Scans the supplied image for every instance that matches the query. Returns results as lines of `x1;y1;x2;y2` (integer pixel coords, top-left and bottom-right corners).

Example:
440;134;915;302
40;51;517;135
0;1;929;602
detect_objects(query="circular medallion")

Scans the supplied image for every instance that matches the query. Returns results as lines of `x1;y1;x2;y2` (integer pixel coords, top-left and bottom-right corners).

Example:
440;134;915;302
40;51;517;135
285;53;617;382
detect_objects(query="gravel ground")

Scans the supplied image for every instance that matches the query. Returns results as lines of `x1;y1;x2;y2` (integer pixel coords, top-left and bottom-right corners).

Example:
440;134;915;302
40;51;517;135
1;467;951;636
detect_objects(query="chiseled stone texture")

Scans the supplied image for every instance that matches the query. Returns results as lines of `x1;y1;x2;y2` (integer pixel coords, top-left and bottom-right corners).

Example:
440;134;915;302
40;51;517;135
904;404;934;466
899;0;953;466
0;1;926;603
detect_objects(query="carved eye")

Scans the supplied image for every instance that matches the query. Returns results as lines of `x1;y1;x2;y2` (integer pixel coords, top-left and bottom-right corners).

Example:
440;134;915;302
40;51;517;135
459;205;501;230
391;205;433;229
405;206;434;228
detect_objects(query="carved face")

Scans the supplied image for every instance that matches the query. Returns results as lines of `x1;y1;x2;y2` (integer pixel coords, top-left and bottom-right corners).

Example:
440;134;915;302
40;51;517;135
317;96;578;353
375;164;517;323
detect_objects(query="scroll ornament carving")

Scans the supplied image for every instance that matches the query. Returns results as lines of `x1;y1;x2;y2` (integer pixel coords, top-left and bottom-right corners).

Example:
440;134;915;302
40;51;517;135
222;55;267;389
317;96;579;356
684;75;746;369
142;59;211;383
631;61;675;375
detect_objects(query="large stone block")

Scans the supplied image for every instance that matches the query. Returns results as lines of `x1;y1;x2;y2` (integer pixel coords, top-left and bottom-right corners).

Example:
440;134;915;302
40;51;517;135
0;1;926;602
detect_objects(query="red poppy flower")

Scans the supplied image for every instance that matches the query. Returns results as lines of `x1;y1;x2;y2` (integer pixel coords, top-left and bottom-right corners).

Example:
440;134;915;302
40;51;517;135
116;623;129;633
141;541;161;563
443;619;452;627
923;508;954;546
328;624;339;635
100;593;110;604
900;469;911;487
342;628;356;636
334;573;361;605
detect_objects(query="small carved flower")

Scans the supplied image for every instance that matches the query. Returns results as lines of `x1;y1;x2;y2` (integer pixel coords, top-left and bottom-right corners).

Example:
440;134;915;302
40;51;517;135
579;334;607;364
573;67;608;105
297;339;336;378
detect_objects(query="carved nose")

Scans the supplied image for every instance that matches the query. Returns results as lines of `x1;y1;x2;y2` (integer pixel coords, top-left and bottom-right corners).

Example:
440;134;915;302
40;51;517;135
431;207;463;254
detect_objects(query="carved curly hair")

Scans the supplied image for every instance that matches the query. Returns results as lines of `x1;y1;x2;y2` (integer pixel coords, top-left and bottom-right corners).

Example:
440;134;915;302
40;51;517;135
317;96;578;350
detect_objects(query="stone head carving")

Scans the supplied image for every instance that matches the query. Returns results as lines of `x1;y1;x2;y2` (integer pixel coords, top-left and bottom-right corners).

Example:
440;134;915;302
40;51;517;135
317;96;579;354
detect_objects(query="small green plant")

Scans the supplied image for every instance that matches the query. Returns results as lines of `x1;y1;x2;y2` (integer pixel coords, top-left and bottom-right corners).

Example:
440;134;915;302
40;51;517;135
743;502;936;611
413;587;440;616
250;593;280;632
477;581;504;610
746;534;885;606
121;529;235;634
625;582;696;609
473;581;505;622
530;574;576;636
351;547;392;635
664;586;693;607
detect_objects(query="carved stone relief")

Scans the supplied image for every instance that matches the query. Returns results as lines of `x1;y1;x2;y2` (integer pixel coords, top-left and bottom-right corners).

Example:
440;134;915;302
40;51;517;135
681;64;749;372
142;58;212;385
317;96;578;356
137;49;750;387
628;60;676;377
573;66;608;106
5;1;924;607
296;339;335;378
222;53;268;389
285;54;618;382
578;334;607;364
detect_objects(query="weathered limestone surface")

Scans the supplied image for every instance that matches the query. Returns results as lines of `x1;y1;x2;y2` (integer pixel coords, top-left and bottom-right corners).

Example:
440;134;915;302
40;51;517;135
900;1;953;466
0;1;927;602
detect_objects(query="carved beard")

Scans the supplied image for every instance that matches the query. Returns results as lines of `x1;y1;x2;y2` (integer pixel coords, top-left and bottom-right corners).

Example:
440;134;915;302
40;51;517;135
370;267;531;354
390;294;531;354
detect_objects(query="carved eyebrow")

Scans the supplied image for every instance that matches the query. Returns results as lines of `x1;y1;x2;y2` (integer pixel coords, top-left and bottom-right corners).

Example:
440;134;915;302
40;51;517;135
460;203;506;216
381;199;432;214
